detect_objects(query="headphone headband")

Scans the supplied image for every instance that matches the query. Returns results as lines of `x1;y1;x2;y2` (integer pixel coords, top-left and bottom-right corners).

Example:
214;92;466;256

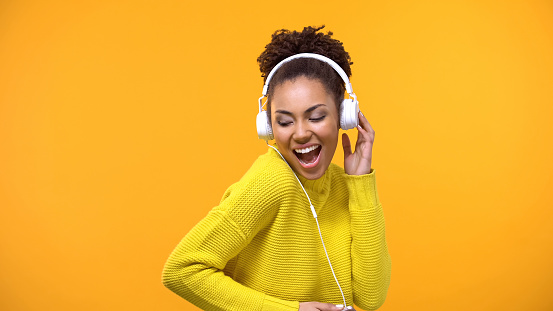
261;53;354;97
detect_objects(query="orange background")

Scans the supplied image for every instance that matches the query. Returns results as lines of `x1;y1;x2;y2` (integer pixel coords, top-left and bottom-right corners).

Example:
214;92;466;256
1;1;552;310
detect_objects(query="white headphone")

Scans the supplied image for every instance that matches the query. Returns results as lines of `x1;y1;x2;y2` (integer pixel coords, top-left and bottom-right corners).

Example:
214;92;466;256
256;53;360;142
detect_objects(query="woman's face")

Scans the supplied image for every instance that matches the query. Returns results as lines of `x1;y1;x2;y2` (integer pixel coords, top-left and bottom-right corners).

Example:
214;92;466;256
270;76;340;180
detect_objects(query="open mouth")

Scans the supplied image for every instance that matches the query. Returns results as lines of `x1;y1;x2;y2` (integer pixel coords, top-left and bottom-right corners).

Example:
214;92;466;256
293;144;322;168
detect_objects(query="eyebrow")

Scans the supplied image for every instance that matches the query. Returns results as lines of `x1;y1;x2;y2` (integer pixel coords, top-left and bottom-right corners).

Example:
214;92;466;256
275;104;325;116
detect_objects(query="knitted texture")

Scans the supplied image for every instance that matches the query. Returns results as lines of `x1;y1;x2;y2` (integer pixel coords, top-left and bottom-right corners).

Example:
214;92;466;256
162;147;391;311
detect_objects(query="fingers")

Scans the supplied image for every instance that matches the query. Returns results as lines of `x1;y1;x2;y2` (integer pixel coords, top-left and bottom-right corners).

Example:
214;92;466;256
356;111;375;145
342;133;352;156
318;302;344;311
358;111;374;135
299;301;346;311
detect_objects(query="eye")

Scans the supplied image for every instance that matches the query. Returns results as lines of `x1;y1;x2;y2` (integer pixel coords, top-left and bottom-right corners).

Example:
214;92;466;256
310;115;326;122
277;121;292;127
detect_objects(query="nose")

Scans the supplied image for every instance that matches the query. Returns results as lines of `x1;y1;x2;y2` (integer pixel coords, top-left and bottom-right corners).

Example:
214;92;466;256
292;120;312;143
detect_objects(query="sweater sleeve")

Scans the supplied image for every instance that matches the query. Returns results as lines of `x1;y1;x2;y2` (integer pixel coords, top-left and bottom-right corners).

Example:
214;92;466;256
162;165;300;311
345;169;392;311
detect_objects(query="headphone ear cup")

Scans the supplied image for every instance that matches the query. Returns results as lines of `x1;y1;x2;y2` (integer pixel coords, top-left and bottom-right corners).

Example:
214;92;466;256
340;98;359;130
256;110;273;141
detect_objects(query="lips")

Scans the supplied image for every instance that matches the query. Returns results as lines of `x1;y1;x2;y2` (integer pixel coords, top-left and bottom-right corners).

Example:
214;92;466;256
293;144;321;168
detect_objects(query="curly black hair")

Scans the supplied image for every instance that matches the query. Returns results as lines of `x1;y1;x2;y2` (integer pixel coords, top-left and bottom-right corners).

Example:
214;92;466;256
257;25;353;124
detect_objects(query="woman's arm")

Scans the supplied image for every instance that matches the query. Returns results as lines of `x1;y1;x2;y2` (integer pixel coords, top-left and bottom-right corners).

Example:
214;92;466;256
341;111;391;310
345;170;391;310
162;167;300;311
162;208;298;311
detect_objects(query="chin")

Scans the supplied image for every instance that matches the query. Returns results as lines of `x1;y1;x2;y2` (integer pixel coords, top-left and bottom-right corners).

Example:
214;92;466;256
298;169;326;180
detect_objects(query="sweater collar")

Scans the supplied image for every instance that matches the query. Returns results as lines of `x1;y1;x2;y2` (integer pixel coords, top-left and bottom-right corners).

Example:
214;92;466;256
296;166;331;195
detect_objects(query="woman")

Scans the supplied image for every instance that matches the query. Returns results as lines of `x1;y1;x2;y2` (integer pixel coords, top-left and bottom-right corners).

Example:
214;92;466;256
162;25;391;311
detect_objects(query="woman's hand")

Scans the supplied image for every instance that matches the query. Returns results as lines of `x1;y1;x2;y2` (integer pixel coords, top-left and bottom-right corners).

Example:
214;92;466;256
299;301;349;311
342;111;375;175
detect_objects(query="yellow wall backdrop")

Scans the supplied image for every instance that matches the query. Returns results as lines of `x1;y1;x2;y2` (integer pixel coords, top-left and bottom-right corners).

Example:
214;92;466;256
1;0;552;310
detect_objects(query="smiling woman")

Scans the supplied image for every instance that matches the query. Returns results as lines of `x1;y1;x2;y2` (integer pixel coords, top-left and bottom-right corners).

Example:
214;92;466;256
271;77;340;180
162;25;391;311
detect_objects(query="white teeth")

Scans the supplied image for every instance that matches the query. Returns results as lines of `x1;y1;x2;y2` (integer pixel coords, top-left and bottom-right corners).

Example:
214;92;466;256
294;145;320;154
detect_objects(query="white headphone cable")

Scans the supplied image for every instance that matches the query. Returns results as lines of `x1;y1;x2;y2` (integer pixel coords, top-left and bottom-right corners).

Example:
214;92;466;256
266;144;347;308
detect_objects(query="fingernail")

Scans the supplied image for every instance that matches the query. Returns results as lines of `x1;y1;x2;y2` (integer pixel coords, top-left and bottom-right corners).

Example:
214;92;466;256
360;111;364;117
336;305;344;308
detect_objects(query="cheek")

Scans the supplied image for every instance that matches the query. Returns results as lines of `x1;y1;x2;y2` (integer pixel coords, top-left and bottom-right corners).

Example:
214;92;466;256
272;127;292;147
316;121;339;140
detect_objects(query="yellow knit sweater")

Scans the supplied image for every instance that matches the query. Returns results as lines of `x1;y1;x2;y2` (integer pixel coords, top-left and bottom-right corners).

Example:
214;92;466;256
162;147;391;311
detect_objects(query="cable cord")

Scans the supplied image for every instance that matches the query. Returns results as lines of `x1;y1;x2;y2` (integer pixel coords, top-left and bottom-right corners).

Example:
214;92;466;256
266;144;347;308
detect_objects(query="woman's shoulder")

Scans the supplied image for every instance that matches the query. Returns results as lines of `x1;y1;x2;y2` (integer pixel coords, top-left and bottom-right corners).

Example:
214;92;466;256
327;163;349;193
215;147;299;230
218;147;299;205
239;147;299;191
327;163;346;182
328;162;345;175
